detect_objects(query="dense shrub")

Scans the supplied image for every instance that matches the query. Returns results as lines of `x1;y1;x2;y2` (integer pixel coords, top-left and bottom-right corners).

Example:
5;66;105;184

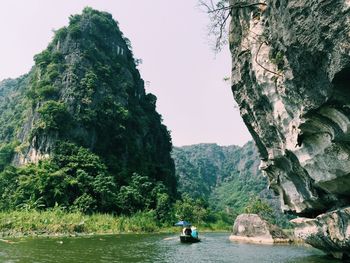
0;142;118;213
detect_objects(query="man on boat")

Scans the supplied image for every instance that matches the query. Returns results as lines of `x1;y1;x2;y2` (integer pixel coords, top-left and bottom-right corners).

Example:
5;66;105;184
191;227;198;238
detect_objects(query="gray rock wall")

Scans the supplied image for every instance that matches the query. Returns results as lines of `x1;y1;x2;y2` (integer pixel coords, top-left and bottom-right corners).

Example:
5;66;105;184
229;0;350;257
229;0;350;216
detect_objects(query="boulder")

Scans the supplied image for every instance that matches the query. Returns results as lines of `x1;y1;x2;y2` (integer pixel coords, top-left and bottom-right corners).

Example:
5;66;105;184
229;214;290;244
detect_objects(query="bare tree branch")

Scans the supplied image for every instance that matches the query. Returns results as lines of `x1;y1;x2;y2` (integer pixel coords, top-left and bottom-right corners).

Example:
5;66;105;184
199;0;267;52
200;1;283;78
207;2;267;13
216;11;231;51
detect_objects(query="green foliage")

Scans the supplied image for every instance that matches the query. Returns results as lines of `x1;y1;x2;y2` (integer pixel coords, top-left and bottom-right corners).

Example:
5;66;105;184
209;176;256;216
174;194;209;225
31;100;72;140
0;77;29;145
242;196;293;228
53;27;68;42
37;101;71;131
34;50;51;67
121;210;158;232
173;142;265;202
41;9;176;201
173;144;234;200
116;173;172;218
0;139;174;218
31;50;65;102
0;8;176;220
37;85;59;99
0;142;118;213
173;142;291;228
69;23;82;39
269;50;285;70
244;196;274;222
0;142;18;171
0;209;160;236
155;192;171;222
117;174;153;214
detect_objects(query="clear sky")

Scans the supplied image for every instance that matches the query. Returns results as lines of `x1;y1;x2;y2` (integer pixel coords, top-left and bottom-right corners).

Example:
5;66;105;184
0;0;251;146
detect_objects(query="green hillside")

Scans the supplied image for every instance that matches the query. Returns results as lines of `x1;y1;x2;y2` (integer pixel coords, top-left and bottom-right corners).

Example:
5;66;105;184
173;142;291;227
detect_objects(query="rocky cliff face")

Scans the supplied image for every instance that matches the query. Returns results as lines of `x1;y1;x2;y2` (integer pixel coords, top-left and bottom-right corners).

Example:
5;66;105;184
229;0;350;258
0;8;176;197
14;7;139;165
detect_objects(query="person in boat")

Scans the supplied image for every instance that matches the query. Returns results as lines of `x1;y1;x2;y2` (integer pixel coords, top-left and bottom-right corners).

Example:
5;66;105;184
191;227;198;239
184;227;192;236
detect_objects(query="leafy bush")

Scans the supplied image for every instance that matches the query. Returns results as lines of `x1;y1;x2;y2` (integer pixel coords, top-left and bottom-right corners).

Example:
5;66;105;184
37;101;71;132
174;194;209;225
244;196;274;222
37;85;59;99
116;173;171;217
0;142;18;171
0;142;118;213
53;27;68;43
34;50;51;67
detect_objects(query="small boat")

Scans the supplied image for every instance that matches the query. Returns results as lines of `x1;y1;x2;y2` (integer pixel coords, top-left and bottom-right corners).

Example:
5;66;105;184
174;221;201;243
180;234;200;243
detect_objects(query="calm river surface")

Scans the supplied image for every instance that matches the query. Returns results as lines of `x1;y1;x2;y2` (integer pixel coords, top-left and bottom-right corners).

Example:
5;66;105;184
0;232;342;263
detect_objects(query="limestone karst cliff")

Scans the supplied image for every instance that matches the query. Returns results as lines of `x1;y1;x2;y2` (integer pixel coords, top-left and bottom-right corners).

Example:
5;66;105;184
172;142;263;200
0;7;176;213
228;0;350;258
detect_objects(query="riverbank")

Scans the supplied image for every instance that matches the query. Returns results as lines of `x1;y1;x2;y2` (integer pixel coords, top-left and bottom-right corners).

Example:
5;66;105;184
0;209;231;238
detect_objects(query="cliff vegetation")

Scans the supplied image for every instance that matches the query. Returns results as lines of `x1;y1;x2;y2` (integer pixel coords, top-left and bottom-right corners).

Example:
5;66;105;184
172;142;292;228
0;7;176;218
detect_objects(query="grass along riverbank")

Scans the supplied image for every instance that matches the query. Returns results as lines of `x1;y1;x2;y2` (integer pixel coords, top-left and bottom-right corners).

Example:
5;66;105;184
0;209;231;238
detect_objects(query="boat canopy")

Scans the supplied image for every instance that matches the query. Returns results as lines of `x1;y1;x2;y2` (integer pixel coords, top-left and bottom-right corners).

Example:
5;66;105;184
174;220;191;226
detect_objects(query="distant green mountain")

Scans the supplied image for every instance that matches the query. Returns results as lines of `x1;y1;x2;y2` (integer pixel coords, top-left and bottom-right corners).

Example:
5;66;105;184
172;142;288;225
173;141;264;197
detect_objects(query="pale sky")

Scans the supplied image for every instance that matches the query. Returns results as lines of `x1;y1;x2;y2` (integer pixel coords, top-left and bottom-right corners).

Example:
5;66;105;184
0;0;251;146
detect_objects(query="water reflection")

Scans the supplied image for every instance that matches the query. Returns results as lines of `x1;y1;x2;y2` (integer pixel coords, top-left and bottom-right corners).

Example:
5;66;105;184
0;233;343;263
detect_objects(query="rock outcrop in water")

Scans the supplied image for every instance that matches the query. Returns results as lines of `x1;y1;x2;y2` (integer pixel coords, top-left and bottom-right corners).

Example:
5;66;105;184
292;208;350;259
229;213;290;243
228;0;350;258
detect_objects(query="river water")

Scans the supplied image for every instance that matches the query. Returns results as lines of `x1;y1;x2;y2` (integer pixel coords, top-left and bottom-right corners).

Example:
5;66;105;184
0;232;341;263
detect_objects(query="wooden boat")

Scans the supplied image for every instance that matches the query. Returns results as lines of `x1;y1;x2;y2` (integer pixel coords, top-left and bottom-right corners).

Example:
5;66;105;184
180;235;200;243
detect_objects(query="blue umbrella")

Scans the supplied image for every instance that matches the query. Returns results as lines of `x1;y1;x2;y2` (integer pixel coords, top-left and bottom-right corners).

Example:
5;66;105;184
174;220;191;226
